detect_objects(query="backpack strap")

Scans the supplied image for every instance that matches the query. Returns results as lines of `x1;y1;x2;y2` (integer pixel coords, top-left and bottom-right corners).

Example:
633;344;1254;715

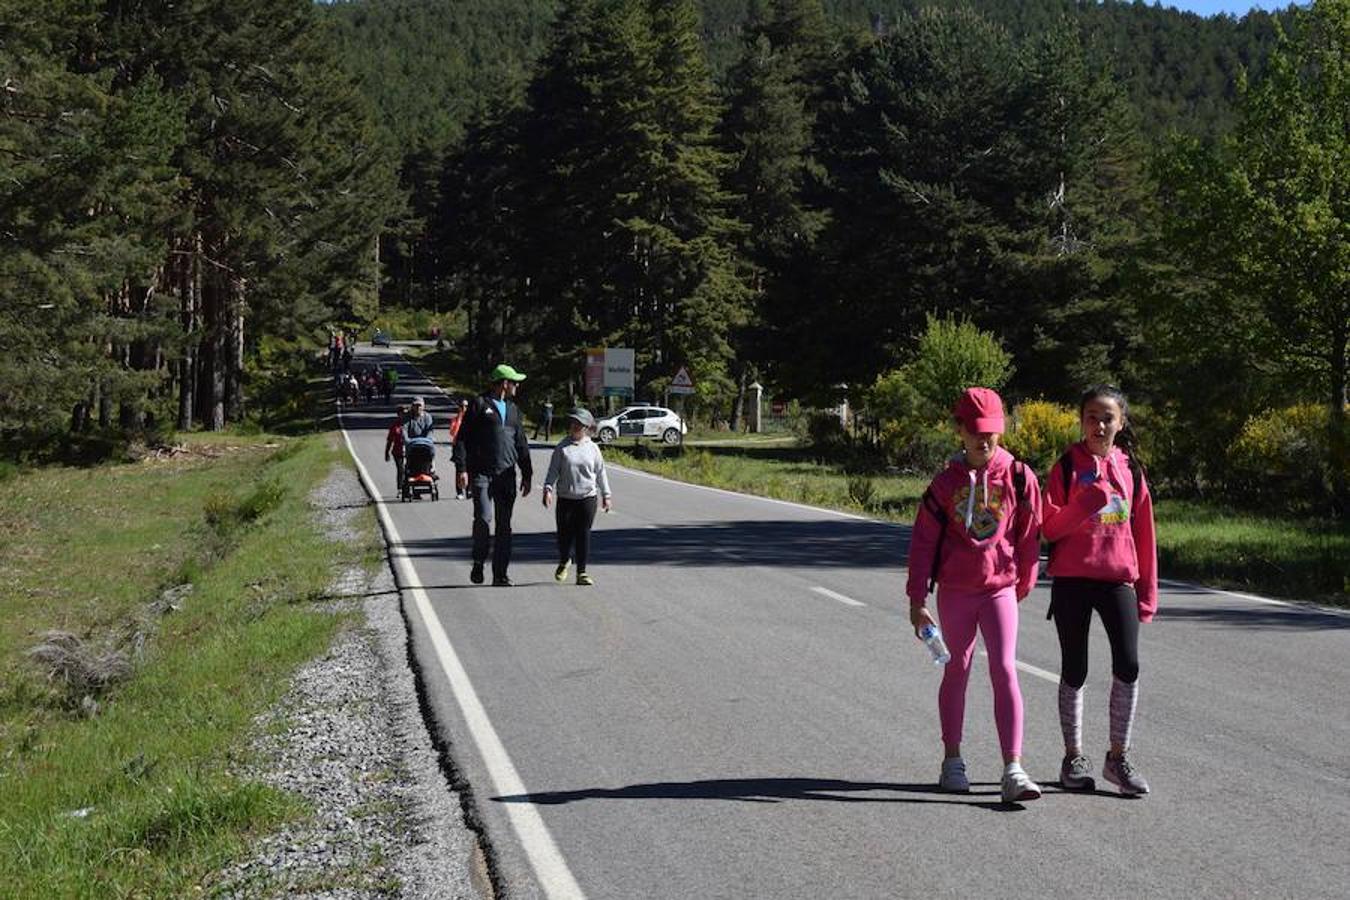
920;487;948;596
1045;452;1075;619
1125;453;1145;515
1058;451;1074;498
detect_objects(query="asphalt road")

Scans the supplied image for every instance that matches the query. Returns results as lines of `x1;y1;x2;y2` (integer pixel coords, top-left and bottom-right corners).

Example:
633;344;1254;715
340;345;1350;900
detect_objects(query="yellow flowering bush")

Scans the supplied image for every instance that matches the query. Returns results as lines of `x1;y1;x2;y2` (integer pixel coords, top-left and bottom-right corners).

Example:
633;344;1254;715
1002;401;1079;471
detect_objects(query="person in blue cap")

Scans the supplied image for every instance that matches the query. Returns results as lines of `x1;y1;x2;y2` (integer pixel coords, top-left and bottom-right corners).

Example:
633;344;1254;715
452;364;532;586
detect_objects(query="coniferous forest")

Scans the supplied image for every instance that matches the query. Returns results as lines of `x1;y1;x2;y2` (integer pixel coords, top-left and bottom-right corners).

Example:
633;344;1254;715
2;0;1345;514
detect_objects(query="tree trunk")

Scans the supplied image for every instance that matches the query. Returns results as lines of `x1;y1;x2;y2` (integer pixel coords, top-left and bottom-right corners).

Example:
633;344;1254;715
178;236;200;431
226;277;245;423
1330;325;1347;518
196;244;226;431
729;363;748;432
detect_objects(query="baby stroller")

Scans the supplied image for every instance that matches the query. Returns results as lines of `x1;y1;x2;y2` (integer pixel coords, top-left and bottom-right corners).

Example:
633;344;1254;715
401;436;439;501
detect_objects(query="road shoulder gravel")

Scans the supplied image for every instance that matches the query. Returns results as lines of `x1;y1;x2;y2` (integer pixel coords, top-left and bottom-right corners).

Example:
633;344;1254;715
211;455;489;898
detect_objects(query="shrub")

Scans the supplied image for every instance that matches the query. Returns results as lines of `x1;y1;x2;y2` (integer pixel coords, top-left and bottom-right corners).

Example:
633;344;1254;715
205;478;286;533
1229;404;1337;513
1003;401;1079;471
806;411;848;451
905;313;1013;422
879;420;953;474
847;475;877;509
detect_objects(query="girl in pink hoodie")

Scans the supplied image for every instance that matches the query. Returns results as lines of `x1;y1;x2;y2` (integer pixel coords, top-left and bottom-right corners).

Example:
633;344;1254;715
908;388;1043;803
1043;385;1157;797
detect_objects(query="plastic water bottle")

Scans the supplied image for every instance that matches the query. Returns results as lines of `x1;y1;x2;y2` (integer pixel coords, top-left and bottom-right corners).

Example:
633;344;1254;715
919;624;951;666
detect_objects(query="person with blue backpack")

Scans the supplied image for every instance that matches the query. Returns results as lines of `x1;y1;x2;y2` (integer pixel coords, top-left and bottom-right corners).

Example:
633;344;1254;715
907;388;1044;804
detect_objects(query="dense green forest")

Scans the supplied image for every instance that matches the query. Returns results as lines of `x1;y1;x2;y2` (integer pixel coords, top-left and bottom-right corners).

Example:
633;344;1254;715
2;0;1343;516
1;0;399;445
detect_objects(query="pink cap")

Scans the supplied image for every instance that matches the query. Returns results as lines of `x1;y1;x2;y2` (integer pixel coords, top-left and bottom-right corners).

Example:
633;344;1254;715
953;387;1005;434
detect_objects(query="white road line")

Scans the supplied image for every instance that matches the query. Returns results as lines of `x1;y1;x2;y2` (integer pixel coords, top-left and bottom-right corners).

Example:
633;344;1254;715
1158;578;1350;616
339;411;587;900
811;586;866;608
976;650;1059;685
608;463;883;524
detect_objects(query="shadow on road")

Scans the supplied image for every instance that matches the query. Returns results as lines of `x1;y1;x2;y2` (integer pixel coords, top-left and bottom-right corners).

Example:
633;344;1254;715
1155;604;1349;630
394;519;909;570
491;777;1021;810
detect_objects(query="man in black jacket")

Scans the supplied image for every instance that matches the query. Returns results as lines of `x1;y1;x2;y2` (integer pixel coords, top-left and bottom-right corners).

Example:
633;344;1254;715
453;364;532;586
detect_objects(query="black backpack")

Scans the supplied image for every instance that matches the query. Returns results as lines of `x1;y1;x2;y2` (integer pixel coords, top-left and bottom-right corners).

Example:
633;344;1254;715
919;459;1030;596
1043;450;1146;619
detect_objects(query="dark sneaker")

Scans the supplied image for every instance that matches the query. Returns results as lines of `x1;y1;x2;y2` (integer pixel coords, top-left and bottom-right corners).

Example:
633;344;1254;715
576;572;594;586
1001;763;1042;803
1060;754;1096;791
554;562;569;583
470;562;484;585
492;576;513;587
1102;753;1150;796
938;757;970;793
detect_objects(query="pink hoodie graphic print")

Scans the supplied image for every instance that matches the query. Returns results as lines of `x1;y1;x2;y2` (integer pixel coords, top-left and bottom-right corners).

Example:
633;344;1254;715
1042;441;1158;622
906;447;1042;605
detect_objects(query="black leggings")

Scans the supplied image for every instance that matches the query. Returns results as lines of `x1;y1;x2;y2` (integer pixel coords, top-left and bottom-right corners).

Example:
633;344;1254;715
556;496;598;572
1051;578;1140;687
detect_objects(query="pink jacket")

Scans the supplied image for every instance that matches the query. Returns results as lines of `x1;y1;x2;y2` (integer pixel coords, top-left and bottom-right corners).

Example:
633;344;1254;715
906;447;1042;605
1043;442;1158;622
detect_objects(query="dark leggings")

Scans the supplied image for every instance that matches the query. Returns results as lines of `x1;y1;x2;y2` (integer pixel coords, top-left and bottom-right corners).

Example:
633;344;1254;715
556;496;598;572
1052;578;1140;687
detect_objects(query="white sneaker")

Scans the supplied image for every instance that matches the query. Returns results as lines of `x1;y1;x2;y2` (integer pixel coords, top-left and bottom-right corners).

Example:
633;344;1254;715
939;757;970;793
1001;762;1042;803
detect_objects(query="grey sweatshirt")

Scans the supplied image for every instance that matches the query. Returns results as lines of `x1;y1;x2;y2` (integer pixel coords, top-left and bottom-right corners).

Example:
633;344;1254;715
543;437;611;500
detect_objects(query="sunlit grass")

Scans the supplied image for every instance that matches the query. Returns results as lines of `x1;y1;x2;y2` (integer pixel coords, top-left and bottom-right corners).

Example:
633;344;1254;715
0;434;373;895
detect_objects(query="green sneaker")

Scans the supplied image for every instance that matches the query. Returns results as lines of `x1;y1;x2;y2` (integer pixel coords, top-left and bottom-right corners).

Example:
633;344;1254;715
554;562;569;583
576;572;594;586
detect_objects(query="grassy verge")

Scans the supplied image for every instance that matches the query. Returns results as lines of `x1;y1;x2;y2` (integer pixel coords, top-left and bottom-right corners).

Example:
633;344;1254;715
399;345;479;399
0;434;379;896
606;443;930;522
1153;500;1347;604
606;444;1348;606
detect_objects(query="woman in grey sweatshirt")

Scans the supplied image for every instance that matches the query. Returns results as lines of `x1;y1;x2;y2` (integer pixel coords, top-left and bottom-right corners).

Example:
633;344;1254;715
542;408;612;586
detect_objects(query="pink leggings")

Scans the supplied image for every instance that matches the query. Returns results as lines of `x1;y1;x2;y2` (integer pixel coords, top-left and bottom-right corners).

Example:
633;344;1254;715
937;584;1024;758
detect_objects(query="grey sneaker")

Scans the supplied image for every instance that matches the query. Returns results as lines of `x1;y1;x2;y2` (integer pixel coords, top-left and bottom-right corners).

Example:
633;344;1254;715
1001;763;1042;803
938;757;970;793
1060;754;1096;791
1102;753;1150;796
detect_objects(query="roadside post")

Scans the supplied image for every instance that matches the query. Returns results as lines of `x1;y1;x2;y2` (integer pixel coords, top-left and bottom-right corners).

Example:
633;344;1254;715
669;367;695;446
748;382;763;433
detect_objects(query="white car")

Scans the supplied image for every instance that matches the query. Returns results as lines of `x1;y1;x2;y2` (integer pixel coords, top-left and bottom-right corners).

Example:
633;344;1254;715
595;406;687;445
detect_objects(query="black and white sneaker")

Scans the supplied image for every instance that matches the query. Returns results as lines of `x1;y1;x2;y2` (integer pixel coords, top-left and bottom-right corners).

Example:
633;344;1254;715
470;562;484;585
1060;754;1096;791
1103;753;1150;796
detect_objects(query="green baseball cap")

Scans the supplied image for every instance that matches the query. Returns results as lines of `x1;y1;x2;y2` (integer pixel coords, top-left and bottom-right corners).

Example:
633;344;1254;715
489;363;526;382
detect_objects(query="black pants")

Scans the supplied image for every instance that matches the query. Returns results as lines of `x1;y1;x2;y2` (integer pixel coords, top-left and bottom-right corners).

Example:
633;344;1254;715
1051;577;1140;687
392;457;404;494
556;496;598;572
471;470;517;578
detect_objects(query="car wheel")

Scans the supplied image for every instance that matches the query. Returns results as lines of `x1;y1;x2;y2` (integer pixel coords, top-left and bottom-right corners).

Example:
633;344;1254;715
598;427;617;444
662;428;681;445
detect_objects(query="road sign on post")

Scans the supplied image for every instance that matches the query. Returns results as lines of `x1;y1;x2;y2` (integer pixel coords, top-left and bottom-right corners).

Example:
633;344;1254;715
584;348;605;398
669;366;695;395
603;348;635;398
